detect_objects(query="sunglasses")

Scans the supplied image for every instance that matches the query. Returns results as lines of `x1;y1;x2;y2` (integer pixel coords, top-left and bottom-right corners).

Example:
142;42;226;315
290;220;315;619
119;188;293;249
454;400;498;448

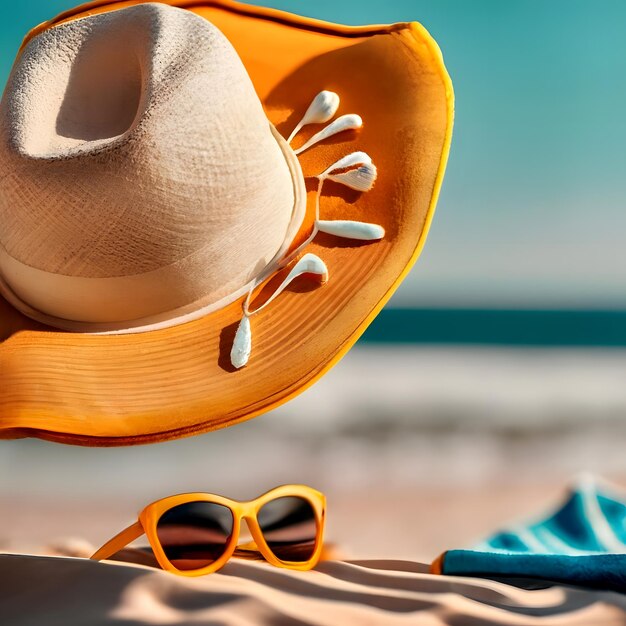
91;485;325;575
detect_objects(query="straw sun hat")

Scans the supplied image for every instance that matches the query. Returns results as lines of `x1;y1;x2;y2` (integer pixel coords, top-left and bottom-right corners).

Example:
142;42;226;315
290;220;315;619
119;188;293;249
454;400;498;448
0;0;453;445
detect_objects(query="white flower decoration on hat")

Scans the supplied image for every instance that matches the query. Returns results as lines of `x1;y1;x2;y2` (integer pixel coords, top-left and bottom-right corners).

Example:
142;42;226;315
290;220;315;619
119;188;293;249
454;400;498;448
231;91;384;369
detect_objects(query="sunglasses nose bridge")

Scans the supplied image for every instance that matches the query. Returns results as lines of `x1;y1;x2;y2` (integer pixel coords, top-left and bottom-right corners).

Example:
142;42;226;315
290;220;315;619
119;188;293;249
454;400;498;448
238;499;257;518
236;513;265;552
242;510;265;540
241;511;259;531
237;502;258;530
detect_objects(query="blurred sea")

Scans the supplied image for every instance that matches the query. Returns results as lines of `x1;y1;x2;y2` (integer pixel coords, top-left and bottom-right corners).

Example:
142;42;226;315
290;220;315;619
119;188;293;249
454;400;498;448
2;345;625;559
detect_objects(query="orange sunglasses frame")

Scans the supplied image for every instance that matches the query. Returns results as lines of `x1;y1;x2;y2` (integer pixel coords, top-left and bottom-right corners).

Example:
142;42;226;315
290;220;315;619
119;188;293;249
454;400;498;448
91;484;326;575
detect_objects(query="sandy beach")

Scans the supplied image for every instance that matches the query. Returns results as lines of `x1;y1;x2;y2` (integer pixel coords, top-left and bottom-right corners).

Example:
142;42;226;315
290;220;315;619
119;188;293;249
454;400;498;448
3;553;626;625
1;346;625;623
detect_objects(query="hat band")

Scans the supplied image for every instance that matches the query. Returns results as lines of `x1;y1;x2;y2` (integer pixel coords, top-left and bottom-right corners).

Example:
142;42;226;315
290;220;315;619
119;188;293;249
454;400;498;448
0;126;307;334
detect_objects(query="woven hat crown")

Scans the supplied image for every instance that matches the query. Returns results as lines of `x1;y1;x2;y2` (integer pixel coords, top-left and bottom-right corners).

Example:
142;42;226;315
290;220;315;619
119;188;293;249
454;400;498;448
0;3;302;327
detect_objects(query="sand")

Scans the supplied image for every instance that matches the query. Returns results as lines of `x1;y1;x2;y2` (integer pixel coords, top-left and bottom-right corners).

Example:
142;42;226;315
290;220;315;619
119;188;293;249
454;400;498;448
2;553;626;625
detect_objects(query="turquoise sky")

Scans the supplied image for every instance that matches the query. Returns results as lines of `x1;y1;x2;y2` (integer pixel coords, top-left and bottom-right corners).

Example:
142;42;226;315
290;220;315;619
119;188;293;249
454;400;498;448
1;1;625;309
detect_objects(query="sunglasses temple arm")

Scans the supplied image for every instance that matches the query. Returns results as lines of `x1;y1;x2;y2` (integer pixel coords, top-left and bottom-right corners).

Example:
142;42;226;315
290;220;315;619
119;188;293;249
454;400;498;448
90;520;144;561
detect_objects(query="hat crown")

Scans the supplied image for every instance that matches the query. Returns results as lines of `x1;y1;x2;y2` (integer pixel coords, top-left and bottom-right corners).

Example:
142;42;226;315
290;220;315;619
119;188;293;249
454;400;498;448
0;3;302;325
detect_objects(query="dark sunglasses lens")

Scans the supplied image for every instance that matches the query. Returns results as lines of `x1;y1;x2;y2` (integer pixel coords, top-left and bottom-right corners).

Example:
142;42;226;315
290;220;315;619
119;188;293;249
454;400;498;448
156;501;233;571
257;496;317;562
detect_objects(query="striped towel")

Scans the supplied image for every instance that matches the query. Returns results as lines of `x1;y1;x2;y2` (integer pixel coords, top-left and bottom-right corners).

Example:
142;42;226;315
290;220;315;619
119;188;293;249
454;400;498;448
432;476;626;592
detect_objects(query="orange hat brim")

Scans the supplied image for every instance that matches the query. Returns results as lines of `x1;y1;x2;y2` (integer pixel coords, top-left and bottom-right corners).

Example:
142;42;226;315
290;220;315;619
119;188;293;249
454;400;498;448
0;0;454;445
